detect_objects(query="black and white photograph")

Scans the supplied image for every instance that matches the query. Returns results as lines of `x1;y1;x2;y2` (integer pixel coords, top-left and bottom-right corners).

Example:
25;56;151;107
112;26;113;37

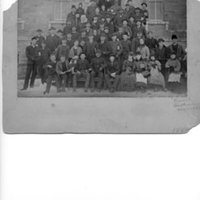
17;0;187;97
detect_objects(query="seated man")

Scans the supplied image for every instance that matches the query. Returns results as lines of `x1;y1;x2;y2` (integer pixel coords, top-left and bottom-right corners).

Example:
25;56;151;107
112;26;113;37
105;55;121;93
44;54;60;95
56;55;70;92
90;50;107;92
73;53;91;92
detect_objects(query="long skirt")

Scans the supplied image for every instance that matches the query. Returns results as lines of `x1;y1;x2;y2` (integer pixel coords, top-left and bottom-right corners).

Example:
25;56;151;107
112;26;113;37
119;72;136;91
148;69;166;88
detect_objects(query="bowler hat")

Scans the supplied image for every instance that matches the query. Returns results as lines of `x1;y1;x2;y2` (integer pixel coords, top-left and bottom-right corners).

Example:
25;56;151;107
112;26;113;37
172;34;178;40
141;2;147;7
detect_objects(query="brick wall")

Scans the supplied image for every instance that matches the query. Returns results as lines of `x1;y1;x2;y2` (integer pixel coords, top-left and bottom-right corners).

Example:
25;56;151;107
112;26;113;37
164;0;186;31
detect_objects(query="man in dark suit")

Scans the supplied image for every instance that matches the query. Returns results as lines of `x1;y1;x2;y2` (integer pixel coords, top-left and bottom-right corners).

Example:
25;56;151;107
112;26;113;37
22;37;39;90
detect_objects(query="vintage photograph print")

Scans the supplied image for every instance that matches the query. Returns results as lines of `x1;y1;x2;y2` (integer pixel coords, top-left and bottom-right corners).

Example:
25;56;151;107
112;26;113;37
17;0;187;98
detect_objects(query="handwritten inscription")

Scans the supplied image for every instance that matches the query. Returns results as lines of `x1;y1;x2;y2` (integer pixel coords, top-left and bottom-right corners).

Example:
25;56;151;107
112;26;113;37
173;99;200;112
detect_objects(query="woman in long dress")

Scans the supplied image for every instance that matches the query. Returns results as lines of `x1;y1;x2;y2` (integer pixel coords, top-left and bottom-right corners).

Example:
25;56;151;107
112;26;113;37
119;52;136;91
148;55;166;90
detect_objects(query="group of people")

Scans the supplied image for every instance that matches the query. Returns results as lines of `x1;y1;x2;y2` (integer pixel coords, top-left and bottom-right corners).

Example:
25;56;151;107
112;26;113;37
21;0;187;94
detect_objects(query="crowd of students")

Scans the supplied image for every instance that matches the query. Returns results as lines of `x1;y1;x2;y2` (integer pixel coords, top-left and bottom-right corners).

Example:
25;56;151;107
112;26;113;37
21;0;187;94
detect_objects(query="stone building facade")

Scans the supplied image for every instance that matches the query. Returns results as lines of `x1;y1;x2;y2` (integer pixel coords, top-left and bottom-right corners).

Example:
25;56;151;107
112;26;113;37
17;0;186;77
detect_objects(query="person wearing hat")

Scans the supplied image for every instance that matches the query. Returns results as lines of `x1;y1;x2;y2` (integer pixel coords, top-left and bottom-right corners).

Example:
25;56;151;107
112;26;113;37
100;4;108;17
76;2;85;16
79;15;88;31
128;16;136;40
73;53;91;92
109;32;123;61
57;30;64;45
36;40;51;84
84;33;98;62
168;34;186;61
123;3;134;20
105;54;121;92
141;2;149;24
122;19;132;39
165;51;182;91
21;37;40;90
105;14;114;35
97;33;111;59
71;26;80;42
46;27;60;53
121;32;132;61
90;50;107;92
104;26;112;41
134;7;143;22
131;31;144;55
85;23;93;37
63;21;72;37
98;0;114;11
79;30;88;44
133;20;146;39
155;38;168;79
91;16;99;30
98;22;106;36
115;26;124;41
91;29;99;43
86;0;97;23
67;5;77;27
145;31;158;55
43;53;60;95
113;8;126;29
66;33;74;49
55;38;70;61
56;55;70;92
119;52;136;91
35;29;45;48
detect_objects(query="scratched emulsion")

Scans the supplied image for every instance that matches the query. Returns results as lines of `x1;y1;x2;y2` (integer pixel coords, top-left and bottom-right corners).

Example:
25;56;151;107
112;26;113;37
2;0;200;134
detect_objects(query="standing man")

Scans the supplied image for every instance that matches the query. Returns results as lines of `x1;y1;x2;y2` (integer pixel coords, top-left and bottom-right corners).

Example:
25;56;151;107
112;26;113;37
21;37;39;90
90;50;107;92
35;29;45;48
168;34;186;61
145;31;158;55
46;27;60;53
67;5;77;26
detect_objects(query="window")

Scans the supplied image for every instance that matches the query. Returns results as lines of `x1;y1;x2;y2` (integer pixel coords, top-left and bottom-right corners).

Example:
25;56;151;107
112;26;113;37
53;0;89;21
54;0;69;20
148;0;164;21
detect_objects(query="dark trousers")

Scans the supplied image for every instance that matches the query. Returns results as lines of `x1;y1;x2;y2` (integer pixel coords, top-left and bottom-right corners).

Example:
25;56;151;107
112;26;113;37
58;74;68;91
73;71;90;89
37;62;47;84
105;74;120;90
45;74;59;94
23;62;37;89
91;71;104;89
